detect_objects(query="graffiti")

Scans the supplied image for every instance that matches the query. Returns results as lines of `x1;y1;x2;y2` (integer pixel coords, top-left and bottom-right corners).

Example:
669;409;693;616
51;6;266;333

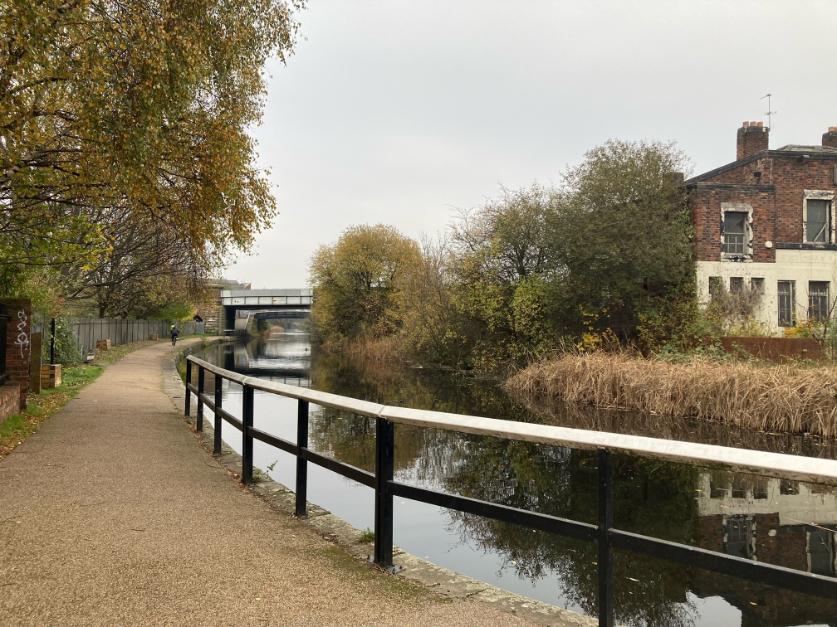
15;310;29;358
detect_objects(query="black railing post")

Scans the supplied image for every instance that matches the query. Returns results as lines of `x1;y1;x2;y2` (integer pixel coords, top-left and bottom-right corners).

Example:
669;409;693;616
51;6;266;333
295;399;309;517
49;317;56;364
184;359;192;417
196;366;205;432
373;418;395;569
241;384;254;485
597;448;614;627
213;373;223;456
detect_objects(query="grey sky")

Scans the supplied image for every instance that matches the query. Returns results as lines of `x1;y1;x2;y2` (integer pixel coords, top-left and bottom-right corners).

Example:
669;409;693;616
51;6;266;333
228;0;837;288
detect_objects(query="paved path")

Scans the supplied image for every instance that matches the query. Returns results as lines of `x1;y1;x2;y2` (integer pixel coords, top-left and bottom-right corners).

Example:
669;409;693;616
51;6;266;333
0;342;559;626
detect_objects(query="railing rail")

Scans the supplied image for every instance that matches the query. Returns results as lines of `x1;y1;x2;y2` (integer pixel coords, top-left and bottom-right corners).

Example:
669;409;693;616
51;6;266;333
184;354;837;626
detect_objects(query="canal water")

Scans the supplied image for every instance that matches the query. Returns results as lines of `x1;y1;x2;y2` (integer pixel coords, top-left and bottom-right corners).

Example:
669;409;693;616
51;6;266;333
195;329;837;627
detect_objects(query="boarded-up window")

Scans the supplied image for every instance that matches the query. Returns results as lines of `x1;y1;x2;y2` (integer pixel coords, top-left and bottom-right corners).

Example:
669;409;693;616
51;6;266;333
725;516;754;559
730;277;744;293
808;529;835;576
722;211;747;254
809;281;830;322
805;199;832;243
750;277;764;294
778;281;795;327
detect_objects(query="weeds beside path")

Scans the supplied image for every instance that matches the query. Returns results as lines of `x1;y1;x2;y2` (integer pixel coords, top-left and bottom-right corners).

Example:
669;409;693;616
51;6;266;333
0;340;155;459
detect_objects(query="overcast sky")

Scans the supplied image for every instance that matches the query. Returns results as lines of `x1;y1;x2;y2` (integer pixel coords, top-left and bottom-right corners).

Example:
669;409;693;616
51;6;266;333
227;0;837;288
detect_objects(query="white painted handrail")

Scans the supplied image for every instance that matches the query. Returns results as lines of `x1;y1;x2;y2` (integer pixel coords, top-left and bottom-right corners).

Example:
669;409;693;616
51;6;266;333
187;355;837;485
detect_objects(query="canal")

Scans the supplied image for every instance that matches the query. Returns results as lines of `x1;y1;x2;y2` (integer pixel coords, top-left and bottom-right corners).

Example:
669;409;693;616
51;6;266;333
195;328;837;627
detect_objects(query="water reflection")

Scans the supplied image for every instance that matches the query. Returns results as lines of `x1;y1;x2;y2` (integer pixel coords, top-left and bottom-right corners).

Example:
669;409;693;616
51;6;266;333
198;338;837;627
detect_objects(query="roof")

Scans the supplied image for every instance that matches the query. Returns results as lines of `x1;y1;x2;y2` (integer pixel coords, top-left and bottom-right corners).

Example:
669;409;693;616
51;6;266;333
776;144;837;154
687;146;837;185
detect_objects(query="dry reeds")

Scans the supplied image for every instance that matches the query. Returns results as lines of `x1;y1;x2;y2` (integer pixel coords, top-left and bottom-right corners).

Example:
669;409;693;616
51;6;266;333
506;353;837;438
338;335;404;364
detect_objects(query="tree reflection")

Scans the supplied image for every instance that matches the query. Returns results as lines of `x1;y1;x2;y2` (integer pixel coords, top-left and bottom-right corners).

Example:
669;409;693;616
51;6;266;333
209;341;837;626
445;441;700;626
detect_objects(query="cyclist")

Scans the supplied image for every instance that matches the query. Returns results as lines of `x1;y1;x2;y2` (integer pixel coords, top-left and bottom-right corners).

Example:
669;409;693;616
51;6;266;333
170;324;179;346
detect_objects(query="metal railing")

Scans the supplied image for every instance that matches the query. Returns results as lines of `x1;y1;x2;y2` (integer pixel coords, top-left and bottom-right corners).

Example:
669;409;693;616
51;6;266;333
184;355;837;626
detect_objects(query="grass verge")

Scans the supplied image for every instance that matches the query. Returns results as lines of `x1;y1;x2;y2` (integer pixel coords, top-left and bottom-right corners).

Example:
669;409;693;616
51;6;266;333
0;340;154;459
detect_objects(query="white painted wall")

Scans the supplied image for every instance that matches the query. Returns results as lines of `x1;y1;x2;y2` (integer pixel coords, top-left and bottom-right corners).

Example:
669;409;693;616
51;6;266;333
696;249;837;334
696;473;837;526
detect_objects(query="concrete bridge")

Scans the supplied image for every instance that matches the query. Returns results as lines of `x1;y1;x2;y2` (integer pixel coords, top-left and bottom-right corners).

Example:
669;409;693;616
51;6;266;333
220;288;312;335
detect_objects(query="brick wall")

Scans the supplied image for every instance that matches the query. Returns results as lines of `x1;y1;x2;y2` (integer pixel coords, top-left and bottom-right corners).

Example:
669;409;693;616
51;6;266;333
690;185;775;262
772;158;837;243
690;156;837;262
1;298;31;409
0;383;20;424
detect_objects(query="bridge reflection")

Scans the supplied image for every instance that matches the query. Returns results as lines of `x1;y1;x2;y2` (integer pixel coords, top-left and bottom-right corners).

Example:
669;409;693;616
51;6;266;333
212;336;311;387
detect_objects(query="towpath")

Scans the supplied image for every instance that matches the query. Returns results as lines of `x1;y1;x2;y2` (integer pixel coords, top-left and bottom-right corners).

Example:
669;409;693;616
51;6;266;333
0;341;591;626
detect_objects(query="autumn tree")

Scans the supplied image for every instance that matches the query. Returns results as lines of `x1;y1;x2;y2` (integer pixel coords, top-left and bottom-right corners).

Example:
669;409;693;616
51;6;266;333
0;0;304;308
310;225;422;343
447;186;560;369
396;237;464;365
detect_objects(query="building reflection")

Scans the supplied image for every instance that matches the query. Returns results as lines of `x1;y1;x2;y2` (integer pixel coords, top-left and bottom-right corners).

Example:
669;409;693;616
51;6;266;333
201;337;837;626
694;472;837;626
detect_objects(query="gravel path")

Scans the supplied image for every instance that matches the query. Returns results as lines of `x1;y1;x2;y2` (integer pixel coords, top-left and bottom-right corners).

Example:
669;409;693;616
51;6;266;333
0;341;554;626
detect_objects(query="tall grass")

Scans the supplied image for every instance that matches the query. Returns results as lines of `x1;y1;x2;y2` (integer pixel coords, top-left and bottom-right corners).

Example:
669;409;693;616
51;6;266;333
506;353;837;438
335;335;404;364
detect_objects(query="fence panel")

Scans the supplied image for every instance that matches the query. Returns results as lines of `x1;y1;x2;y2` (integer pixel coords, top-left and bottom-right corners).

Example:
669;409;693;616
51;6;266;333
65;317;198;356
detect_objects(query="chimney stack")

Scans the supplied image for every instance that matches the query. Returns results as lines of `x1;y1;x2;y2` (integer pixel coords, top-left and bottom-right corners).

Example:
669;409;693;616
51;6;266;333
737;121;769;160
823;126;837;149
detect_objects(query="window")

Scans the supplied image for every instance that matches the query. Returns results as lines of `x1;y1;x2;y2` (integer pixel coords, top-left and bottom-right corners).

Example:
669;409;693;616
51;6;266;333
780;479;799;495
750;277;764;294
805;199;832;243
729;277;744;293
730;474;748;499
778;281;796;327
807;529;835;576
708;276;723;300
809;281;830;322
722;211;748;254
709;471;730;498
725;516;754;559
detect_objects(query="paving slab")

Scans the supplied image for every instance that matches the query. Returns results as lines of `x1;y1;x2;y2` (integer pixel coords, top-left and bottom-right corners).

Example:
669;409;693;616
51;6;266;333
0;341;592;626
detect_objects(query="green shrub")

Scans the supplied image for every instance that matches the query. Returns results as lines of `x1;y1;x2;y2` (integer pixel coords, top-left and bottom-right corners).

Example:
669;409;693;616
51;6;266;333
41;317;82;365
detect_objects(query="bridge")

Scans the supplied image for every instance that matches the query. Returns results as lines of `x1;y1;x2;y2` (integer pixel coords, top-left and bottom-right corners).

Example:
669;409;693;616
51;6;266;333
219;288;312;335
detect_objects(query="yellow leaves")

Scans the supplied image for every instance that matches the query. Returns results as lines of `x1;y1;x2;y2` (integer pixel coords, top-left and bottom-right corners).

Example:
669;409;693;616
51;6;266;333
1;0;302;298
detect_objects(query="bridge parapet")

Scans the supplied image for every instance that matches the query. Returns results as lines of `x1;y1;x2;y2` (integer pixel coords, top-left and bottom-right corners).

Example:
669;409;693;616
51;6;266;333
221;288;312;307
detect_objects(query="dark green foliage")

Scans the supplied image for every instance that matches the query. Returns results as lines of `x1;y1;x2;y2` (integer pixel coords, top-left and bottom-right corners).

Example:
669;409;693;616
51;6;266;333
41;317;82;365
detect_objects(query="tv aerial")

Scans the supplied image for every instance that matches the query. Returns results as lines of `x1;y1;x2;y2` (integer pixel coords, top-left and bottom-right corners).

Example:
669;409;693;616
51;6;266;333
761;93;777;130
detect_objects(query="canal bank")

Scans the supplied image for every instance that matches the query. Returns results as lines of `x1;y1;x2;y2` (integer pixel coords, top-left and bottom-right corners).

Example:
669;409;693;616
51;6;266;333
0;340;586;625
164;342;592;626
192;336;837;627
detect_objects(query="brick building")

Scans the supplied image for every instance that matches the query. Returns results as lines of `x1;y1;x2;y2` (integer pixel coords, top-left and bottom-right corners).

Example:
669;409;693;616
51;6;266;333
688;122;837;332
693;472;837;624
